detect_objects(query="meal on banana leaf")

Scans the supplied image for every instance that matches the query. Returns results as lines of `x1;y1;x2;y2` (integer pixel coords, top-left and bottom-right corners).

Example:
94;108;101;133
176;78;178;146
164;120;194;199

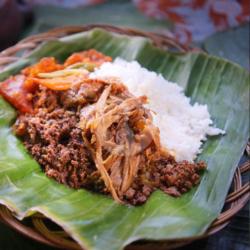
0;49;225;205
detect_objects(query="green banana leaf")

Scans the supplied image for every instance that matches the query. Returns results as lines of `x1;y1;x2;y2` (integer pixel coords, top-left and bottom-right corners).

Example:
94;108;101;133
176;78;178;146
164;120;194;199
203;23;249;70
0;28;249;250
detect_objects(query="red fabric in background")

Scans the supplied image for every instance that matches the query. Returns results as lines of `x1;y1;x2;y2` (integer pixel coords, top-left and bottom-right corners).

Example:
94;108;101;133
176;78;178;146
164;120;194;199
133;0;250;43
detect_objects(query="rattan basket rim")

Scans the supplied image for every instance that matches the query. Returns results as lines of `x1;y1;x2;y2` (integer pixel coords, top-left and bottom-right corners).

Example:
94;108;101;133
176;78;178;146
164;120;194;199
0;24;249;250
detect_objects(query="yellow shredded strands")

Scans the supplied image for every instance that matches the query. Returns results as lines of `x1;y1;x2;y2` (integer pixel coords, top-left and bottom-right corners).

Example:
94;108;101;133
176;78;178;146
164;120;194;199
38;69;89;78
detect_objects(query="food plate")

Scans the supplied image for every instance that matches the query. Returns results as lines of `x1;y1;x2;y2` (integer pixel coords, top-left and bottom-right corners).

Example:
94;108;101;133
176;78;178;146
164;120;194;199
0;26;249;250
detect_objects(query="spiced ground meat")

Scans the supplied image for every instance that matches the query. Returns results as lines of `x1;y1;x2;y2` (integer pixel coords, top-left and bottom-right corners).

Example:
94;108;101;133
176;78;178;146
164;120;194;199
14;84;205;205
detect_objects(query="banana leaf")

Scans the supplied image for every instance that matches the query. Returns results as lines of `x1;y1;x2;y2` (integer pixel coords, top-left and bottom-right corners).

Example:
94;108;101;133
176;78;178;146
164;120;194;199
0;28;249;250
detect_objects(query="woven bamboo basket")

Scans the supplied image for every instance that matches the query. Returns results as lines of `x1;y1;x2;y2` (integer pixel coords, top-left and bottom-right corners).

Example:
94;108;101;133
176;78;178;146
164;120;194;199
0;25;249;250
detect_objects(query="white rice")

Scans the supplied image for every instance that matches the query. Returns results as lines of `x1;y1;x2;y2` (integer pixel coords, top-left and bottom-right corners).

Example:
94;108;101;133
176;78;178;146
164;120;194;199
90;58;225;162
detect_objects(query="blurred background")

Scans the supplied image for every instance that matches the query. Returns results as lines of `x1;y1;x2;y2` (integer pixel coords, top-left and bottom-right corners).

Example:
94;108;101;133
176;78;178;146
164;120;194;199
0;0;249;69
0;1;249;250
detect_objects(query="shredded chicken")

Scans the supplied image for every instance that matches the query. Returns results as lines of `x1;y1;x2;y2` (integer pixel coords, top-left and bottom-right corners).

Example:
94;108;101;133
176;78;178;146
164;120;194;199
79;79;183;203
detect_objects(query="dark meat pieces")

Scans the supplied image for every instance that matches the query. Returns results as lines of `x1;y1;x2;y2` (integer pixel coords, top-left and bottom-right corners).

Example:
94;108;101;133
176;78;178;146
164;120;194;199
15;107;97;189
121;157;205;205
14;86;99;190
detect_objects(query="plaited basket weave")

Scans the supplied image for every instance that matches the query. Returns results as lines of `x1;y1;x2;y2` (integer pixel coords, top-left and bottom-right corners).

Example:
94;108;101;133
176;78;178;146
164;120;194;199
0;25;249;250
